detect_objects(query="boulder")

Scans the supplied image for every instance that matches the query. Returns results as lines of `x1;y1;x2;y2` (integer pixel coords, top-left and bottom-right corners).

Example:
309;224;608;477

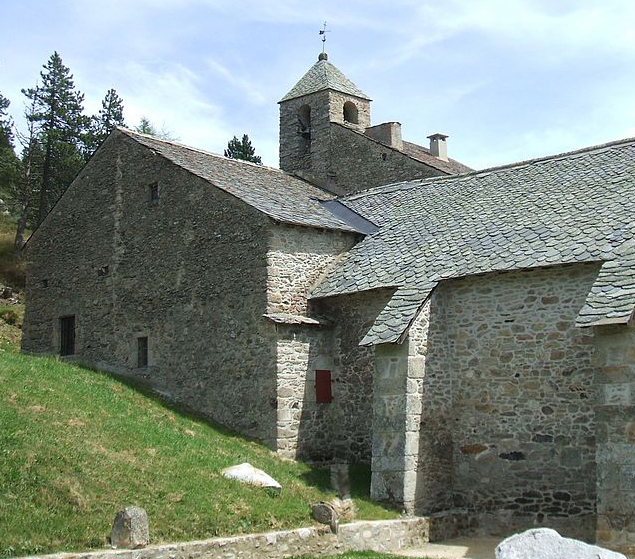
495;528;626;559
110;506;149;549
221;462;282;491
311;501;338;534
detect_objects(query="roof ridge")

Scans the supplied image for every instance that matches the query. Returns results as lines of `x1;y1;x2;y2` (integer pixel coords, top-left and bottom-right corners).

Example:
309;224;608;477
344;135;635;201
117;126;283;174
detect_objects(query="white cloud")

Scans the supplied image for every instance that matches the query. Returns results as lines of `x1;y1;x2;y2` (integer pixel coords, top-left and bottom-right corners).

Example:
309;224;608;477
206;59;267;105
111;61;230;153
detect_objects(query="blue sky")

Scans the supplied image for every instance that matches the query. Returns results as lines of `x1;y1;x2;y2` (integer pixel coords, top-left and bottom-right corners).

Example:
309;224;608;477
2;0;635;169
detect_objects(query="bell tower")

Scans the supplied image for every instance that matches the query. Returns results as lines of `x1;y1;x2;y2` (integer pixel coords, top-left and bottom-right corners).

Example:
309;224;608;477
278;53;371;190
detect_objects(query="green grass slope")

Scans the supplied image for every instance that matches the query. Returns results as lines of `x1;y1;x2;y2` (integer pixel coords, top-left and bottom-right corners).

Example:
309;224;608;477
0;350;397;557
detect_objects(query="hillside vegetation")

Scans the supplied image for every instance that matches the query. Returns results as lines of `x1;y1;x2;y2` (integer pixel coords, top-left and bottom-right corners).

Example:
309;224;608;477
0;337;396;558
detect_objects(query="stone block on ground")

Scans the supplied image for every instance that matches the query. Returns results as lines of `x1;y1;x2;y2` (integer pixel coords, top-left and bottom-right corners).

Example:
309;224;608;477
495;528;626;559
330;462;351;499
221;462;282;491
110;505;149;549
311;501;339;533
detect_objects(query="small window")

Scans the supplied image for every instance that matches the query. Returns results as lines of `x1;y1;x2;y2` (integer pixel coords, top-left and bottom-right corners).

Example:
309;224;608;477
97;265;109;277
137;336;148;368
149;182;159;202
343;101;358;124
40;279;49;288
60;315;75;356
316;369;333;403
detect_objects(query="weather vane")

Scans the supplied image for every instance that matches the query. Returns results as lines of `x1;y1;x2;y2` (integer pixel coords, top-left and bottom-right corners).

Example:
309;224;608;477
319;21;331;53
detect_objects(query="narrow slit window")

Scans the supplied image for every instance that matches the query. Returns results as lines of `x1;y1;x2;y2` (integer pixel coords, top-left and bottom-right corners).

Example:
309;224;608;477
315;369;333;403
137;336;148;368
149;181;159;202
59;315;75;356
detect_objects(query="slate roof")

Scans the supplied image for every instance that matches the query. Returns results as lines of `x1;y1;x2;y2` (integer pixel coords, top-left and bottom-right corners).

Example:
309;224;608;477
118;128;361;233
310;137;635;343
280;54;371;102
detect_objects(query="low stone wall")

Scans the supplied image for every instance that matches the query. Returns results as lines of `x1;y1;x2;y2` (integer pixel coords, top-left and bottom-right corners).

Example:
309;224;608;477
20;518;429;559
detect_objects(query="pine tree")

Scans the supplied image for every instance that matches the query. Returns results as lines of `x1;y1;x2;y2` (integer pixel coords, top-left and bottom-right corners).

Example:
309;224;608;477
0;92;15;150
135;116;176;141
85;88;125;154
22;52;87;225
0;92;21;217
135;116;157;136
224;134;262;164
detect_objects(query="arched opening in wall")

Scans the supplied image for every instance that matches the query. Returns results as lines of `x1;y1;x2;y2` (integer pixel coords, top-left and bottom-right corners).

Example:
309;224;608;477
298;104;311;154
343;101;358;124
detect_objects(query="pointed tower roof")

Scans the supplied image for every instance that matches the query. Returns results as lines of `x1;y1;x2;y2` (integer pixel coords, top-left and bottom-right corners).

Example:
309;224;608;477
280;53;371;102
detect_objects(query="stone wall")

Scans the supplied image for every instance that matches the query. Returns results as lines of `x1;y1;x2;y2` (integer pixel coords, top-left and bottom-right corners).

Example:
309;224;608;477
15;518;430;559
272;284;393;463
266;225;357;316
328;124;446;194
370;263;601;539
593;322;635;555
371;301;453;515
439;264;599;539
279;90;371;193
319;289;394;462
266;224;359;460
23;131;280;447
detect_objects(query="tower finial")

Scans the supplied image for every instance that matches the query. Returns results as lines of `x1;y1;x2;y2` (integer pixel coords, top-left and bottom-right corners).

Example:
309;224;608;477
319;21;330;55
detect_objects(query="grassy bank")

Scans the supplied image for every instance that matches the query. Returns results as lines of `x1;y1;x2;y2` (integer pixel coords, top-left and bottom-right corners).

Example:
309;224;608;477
0;349;397;557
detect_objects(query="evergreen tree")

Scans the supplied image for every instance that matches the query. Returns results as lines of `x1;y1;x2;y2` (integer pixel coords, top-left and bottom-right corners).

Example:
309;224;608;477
85;88;125;154
224;134;262;164
134;116;176;141
135;116;157;136
0;92;15;150
22;52;87;225
0;92;21;216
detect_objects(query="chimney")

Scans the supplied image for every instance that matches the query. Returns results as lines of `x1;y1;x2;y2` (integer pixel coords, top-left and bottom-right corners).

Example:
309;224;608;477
364;122;403;151
427;133;448;161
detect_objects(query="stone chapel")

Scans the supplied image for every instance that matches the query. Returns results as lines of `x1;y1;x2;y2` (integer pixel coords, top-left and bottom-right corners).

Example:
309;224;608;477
22;53;635;554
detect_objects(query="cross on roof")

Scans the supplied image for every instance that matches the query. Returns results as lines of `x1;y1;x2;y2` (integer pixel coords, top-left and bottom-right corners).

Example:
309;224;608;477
319;21;331;53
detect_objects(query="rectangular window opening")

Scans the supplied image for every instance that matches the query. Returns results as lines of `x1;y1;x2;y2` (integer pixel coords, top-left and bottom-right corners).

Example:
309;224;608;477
60;315;75;356
137;336;148;368
149;181;159;202
315;369;333;403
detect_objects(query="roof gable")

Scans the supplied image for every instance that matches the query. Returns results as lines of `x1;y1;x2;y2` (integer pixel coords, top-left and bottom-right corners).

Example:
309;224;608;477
280;55;370;102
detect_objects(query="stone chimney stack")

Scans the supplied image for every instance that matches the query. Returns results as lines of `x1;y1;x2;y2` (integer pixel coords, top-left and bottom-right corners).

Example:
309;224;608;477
364;122;403;151
427;133;449;161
